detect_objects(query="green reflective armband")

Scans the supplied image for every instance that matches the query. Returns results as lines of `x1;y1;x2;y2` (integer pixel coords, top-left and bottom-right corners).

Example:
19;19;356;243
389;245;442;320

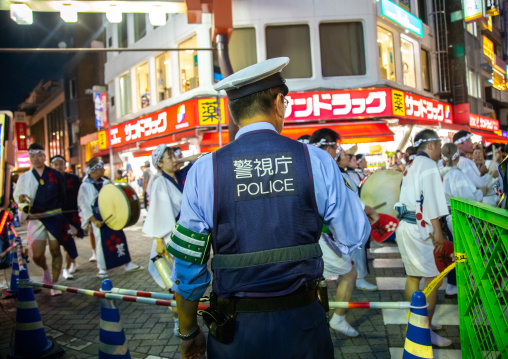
167;223;211;265
322;224;330;235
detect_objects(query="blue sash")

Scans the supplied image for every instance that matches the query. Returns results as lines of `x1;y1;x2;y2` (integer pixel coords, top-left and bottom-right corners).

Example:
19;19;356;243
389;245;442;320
395;204;417;224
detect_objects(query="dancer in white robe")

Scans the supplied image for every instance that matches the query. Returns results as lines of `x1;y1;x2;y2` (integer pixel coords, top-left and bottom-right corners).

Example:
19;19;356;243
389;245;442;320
78;158;141;277
453;131;498;191
395;129;451;347
440;143;483;298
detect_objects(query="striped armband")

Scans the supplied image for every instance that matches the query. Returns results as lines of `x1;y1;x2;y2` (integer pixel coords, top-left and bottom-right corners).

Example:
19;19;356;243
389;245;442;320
166;223;211;265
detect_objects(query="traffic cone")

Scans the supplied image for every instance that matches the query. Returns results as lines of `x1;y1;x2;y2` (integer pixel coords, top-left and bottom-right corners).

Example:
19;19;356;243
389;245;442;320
8;267;65;358
99;279;131;359
403;291;433;359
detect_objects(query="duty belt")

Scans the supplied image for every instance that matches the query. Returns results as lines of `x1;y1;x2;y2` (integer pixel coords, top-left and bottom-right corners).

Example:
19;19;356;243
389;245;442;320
216;285;318;313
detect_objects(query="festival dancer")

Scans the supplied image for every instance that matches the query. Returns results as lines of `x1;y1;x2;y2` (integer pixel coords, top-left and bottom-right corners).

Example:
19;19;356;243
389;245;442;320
14;143;78;296
77;157;142;278
440;143;483;298
395;129;451;347
454;130;498;191
308;129;372;337
482;143;504;206
142;145;199;335
50;155;84;280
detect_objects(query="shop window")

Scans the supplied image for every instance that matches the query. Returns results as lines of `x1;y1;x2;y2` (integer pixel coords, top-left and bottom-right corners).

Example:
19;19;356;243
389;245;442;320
155;52;172;101
421;48;432;92
467;69;480;98
417;0;428;24
47;104;65;158
378;27;395;81
118;14;128;48
467;22;477;36
320;22;366;77
401;36;416;88
398;0;411;12
119;72;132;116
179;35;199;93
229;27;257;73
134;13;146;42
136;62;150;109
266;25;312;79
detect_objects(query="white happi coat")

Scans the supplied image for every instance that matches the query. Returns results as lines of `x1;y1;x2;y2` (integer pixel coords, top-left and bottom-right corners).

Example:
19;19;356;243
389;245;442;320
13;169;55;245
441;166;483;232
142;174;182;288
77;178;111;271
458;156;490;188
396;155;449;277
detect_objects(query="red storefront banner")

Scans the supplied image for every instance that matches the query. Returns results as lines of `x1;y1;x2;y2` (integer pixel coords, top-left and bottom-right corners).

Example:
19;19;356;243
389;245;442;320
15;122;27;151
109;100;197;148
469;113;500;131
284;89;453;124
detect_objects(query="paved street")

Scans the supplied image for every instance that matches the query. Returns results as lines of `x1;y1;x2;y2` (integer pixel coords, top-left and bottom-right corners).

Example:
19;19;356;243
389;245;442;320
1;214;461;359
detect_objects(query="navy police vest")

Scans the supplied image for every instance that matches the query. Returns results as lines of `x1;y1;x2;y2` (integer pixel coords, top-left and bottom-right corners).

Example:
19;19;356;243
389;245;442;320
212;129;323;297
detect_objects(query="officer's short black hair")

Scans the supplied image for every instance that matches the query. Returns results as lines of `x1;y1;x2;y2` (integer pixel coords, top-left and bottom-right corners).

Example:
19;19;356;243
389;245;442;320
453;130;471;144
503;144;508;154
309;128;341;149
28;143;44;151
228;84;289;125
414;129;440;150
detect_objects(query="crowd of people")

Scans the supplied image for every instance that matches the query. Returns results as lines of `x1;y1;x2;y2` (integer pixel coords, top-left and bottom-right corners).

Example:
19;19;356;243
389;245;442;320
5;56;508;358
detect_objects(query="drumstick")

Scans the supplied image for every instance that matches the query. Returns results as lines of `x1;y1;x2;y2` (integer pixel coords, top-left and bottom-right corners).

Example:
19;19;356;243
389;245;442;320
103;214;114;224
373;202;387;210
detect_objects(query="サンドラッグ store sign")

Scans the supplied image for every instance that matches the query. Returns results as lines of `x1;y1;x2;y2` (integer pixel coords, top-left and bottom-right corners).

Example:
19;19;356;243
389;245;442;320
109;100;197;147
284;89;452;124
469;114;500;131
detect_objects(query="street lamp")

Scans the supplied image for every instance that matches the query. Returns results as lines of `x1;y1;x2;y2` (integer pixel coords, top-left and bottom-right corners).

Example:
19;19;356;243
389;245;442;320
10;3;33;25
60;3;78;22
106;4;122;23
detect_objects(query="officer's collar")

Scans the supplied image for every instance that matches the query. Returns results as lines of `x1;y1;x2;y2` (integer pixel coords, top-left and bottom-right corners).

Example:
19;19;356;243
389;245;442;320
235;122;278;140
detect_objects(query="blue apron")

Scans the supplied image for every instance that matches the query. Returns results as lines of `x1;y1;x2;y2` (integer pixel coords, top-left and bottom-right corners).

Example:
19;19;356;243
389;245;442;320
88;178;131;270
209;129;332;359
31;168;77;259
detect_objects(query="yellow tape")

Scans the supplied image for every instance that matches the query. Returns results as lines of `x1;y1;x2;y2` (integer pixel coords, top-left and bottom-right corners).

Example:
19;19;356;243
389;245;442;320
409;312;430;329
455;252;467;263
403;338;433;358
423;262;456;297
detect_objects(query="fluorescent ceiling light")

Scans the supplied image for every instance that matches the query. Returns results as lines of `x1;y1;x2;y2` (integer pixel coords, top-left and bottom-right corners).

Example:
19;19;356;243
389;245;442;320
60;4;78;22
149;7;166;26
106;4;122;23
10;4;33;25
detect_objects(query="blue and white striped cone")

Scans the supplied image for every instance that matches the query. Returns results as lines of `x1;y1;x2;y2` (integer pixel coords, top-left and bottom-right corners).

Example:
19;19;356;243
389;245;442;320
99;279;131;359
8;267;65;358
403;291;433;359
7;241;19;294
15;237;28;272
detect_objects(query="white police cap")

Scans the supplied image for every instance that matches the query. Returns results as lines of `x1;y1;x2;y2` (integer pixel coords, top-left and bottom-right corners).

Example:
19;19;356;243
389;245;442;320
214;57;290;101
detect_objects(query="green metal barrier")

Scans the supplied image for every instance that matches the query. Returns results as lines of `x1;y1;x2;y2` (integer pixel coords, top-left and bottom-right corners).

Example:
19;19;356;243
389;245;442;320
451;198;508;359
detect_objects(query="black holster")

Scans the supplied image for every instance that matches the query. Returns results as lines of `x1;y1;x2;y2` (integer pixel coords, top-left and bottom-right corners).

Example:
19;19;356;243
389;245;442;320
201;292;236;344
317;279;330;320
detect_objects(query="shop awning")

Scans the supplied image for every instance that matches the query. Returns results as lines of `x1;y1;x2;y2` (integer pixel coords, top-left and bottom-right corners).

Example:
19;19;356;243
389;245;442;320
281;122;395;144
200;122;395;147
471;130;508;144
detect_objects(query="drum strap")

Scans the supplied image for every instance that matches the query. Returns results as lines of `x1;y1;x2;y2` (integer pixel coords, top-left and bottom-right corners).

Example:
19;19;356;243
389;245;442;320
394;204;417;224
211;243;322;270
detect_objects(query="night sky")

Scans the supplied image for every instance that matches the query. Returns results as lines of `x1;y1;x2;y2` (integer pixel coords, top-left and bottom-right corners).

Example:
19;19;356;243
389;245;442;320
0;10;69;111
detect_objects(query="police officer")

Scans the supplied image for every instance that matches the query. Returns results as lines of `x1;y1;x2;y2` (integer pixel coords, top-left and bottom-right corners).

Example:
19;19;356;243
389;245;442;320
167;57;370;359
